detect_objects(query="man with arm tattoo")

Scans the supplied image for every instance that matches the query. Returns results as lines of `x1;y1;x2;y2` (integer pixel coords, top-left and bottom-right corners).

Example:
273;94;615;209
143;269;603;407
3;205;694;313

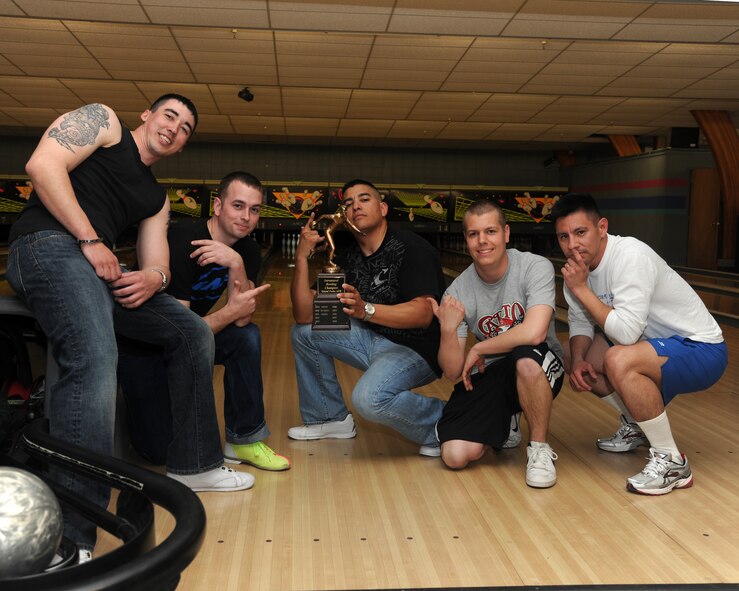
6;95;253;560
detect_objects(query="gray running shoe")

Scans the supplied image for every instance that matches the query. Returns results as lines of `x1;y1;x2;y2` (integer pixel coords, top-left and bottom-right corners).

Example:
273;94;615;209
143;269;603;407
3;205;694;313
597;415;648;452
627;448;693;495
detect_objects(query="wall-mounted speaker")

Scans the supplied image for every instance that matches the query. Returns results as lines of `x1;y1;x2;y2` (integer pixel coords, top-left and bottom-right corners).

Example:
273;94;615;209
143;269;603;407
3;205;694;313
670;127;700;148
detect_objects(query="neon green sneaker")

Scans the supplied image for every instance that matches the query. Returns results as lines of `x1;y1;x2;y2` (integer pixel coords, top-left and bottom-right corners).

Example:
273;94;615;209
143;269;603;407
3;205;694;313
224;441;291;471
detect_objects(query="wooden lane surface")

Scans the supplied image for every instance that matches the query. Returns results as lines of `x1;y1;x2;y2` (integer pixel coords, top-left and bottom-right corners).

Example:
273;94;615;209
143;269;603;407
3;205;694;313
70;253;739;588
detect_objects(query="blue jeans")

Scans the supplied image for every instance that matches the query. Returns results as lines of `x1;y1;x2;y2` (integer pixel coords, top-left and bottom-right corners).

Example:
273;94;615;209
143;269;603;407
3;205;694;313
291;320;443;445
119;323;269;464
7;231;223;550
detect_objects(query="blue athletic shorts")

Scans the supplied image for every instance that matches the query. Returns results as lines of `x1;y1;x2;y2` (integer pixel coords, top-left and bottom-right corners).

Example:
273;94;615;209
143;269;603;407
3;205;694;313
647;336;728;404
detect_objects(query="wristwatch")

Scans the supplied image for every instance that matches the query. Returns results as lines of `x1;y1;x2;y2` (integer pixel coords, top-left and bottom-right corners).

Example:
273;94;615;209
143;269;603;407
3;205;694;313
363;302;376;321
151;269;168;293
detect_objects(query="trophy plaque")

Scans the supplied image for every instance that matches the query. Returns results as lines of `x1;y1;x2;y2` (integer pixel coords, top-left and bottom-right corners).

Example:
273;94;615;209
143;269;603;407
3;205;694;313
312;269;350;330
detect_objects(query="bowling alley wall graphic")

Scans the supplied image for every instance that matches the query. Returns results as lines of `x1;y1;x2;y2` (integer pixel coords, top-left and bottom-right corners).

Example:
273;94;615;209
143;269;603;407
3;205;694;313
451;189;563;224
0;176;567;229
263;186;330;220
0;179;34;214
379;188;448;224
166;184;204;218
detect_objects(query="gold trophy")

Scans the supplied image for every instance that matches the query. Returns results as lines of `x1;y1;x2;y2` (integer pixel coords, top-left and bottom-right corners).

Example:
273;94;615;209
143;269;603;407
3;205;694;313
310;205;363;330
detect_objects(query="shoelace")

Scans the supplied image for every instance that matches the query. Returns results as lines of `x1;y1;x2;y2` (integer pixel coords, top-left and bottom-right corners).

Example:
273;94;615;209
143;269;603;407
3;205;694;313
251;442;278;459
530;446;558;466
640;452;671;478
613;416;634;437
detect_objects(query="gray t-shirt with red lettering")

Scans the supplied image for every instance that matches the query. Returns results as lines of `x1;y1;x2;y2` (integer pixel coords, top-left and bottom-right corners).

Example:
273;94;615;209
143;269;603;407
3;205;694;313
445;248;563;366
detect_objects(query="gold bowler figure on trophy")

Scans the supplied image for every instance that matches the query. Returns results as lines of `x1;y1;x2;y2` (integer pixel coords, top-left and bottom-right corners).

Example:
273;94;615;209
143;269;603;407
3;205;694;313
309;204;365;272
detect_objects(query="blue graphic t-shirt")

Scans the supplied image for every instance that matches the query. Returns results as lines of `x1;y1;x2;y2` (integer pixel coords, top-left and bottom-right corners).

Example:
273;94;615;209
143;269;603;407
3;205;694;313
167;219;261;317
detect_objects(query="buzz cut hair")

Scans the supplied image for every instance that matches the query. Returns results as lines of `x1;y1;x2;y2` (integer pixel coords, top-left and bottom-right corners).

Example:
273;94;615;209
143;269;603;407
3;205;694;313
550;192;601;225
339;179;383;201
218;171;264;203
463;198;507;231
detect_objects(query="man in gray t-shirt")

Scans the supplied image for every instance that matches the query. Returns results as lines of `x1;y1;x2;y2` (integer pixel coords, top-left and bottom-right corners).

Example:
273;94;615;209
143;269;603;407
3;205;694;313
431;199;564;488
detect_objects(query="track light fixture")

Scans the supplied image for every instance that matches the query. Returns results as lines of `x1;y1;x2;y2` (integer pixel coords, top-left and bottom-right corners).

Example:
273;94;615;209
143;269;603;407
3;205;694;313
238;87;254;102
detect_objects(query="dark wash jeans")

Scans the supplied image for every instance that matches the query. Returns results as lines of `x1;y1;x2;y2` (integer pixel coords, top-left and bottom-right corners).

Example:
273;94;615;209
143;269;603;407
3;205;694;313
119;322;270;465
8;230;223;550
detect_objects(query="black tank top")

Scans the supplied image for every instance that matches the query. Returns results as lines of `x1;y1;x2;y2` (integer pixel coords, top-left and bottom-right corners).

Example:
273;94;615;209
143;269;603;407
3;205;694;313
9;125;166;247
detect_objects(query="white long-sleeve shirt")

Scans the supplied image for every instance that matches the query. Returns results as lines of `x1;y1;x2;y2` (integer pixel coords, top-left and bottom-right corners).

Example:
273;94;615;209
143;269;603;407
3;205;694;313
564;234;723;345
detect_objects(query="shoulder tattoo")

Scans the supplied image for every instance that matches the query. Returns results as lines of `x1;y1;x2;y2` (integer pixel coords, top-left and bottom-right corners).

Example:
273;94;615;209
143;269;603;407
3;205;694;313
48;104;111;152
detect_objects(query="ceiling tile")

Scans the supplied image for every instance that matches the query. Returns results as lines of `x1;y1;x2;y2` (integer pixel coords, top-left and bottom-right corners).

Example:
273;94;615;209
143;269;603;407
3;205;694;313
285;117;340;136
282;89;350;117
435;121;501;140
278;54;364;68
337;118;393;137
270;1;392;31
388;12;510;36
346;90;420;119
503;19;630;40
143;1;269;27
230;114;286;135
16;0;150;22
488;123;554;141
0;106;64;125
0;0;24;15
616;24;737;43
191;113;234;134
640;52;738;68
0;89;24;107
0;42;90;58
386;119;446;138
61;80;146;109
407;92;489;121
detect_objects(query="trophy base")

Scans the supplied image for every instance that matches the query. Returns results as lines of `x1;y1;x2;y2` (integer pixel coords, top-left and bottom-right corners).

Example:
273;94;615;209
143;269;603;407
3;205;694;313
312;271;351;331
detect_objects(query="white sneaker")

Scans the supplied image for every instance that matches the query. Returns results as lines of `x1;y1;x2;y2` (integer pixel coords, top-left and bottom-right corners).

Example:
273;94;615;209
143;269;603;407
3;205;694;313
78;549;93;564
502;412;522;449
418;444;441;457
167;465;255;492
526;442;558;488
287;413;356;440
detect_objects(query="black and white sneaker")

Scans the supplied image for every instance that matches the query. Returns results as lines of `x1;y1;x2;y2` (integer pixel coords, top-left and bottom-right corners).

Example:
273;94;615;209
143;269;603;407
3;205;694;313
502;412;522;449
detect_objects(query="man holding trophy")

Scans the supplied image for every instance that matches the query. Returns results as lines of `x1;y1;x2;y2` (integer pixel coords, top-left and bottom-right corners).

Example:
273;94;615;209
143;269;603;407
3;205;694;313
288;179;447;455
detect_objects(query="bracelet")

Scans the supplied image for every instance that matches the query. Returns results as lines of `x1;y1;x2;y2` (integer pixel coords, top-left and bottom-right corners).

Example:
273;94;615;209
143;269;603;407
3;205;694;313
150;269;169;293
78;237;104;245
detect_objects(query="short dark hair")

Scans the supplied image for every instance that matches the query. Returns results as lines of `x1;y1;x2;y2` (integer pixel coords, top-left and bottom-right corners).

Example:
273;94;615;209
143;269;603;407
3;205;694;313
218;171;264;202
340;179;381;200
149;93;198;133
463;198;507;230
550;192;601;224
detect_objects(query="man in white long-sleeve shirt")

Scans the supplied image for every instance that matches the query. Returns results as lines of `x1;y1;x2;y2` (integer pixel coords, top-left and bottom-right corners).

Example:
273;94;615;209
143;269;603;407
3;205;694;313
551;193;727;496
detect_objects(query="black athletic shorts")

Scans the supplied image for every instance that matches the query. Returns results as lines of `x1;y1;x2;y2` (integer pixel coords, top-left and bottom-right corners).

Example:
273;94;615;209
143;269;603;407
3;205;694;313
437;343;564;449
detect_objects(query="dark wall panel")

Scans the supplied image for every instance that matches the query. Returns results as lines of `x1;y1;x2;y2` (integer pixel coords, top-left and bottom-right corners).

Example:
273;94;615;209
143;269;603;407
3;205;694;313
0;136;562;188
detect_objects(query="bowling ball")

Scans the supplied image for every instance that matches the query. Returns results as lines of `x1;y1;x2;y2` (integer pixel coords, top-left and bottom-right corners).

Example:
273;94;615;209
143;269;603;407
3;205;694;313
0;467;63;578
